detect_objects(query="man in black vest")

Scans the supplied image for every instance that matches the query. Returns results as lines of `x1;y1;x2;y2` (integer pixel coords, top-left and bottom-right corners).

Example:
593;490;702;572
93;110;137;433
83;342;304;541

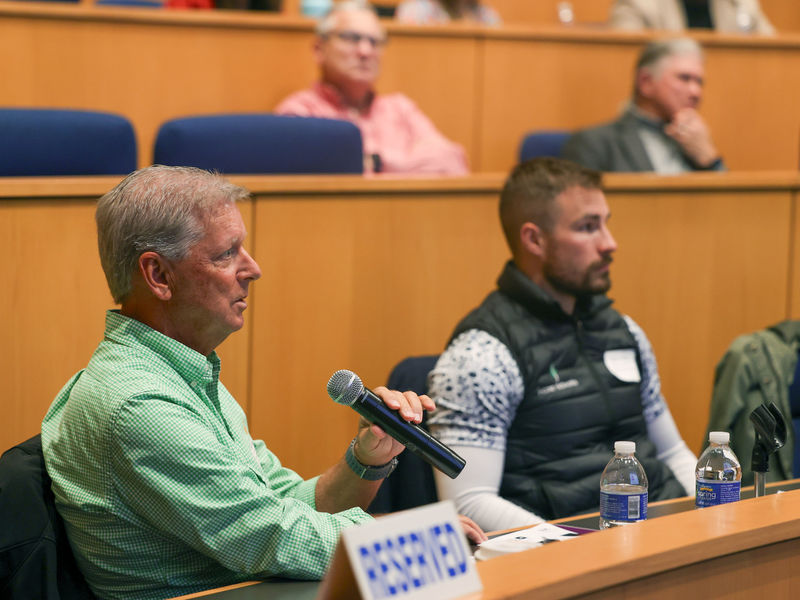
427;157;696;530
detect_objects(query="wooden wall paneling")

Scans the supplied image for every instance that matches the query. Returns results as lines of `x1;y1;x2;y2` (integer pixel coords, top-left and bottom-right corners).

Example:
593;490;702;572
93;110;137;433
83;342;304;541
493;0;799;31
491;0;615;26
701;40;800;171
479;30;800;174
761;0;800;33
606;176;793;453
248;184;509;478
0;198;110;450
478;32;643;172
0;9;319;169
790;189;800;319
3;6;800;175
3;173;798;473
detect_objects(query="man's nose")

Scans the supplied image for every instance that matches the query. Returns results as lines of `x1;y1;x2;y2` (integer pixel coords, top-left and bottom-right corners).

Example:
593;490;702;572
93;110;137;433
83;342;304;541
600;225;617;254
356;38;375;55
688;80;703;100
241;247;261;281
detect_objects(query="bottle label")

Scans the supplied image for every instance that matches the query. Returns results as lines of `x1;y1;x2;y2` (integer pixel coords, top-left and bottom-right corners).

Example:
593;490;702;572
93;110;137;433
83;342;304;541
695;480;741;507
600;491;648;522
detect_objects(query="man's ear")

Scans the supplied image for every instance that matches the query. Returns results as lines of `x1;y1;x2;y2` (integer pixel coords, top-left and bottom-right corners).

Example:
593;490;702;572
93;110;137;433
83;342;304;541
520;222;546;259
138;252;173;301
637;68;655;99
312;37;325;66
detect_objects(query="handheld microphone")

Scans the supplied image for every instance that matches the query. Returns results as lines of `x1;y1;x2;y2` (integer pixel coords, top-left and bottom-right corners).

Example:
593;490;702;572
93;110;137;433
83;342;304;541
327;369;466;479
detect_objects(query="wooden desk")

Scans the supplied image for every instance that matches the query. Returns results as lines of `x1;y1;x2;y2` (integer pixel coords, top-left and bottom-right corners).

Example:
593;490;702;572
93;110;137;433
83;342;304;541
476;487;800;599
169;481;800;599
1;172;797;476
2;3;800;172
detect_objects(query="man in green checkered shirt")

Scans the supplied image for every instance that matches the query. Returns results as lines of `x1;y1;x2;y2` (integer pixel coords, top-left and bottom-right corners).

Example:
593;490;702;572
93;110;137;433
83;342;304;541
41;166;485;600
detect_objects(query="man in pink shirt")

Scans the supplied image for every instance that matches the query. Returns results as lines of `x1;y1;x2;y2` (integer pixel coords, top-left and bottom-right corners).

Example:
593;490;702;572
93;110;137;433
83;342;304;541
276;0;468;175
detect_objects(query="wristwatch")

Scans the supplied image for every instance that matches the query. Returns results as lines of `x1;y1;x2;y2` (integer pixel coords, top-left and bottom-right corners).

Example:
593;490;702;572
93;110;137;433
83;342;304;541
345;437;398;481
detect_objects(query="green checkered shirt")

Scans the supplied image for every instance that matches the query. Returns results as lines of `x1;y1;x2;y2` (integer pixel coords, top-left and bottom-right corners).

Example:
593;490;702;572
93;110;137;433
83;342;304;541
42;311;371;600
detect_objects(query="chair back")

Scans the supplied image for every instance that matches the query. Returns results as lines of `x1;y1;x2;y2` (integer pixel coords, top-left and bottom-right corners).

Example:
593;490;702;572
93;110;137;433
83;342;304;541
153;114;364;174
518;130;570;162
0;435;95;599
790;354;800;478
0;109;137;176
368;355;440;514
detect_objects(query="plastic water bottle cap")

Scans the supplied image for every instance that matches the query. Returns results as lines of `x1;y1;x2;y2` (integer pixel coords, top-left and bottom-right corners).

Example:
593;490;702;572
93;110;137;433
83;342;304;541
709;431;730;444
614;441;635;454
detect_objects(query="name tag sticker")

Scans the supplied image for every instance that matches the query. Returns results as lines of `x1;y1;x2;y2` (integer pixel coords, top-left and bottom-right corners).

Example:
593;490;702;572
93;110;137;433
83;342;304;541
320;500;482;600
603;349;641;383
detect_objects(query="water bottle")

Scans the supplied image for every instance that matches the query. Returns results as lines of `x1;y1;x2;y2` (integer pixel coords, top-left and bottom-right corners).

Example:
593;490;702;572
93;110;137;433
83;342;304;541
556;2;575;26
599;441;648;529
301;0;332;18
735;7;755;33
695;431;742;508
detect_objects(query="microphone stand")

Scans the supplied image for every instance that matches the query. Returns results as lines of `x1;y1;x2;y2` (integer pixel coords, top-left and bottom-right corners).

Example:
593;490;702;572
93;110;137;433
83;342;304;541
748;402;787;498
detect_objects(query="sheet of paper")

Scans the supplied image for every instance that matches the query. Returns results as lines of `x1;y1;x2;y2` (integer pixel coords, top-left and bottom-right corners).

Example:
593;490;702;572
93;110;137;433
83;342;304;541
474;523;580;561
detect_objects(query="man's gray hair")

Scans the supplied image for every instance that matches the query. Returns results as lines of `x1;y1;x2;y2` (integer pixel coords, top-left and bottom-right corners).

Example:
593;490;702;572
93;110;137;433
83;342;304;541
96;165;250;304
635;37;703;81
316;0;378;36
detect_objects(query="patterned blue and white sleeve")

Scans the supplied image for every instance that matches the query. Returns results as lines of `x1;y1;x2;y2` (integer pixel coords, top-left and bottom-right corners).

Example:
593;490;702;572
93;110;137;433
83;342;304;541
427;329;524;450
427;330;544;530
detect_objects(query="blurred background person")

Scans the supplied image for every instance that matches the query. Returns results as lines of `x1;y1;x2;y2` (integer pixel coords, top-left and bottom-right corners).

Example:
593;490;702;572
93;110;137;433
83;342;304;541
705;321;800;486
562;38;725;173
609;0;774;34
396;0;501;25
277;0;468;174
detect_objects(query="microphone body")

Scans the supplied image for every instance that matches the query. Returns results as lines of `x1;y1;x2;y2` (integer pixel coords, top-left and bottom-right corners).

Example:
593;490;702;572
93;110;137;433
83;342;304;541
327;370;466;479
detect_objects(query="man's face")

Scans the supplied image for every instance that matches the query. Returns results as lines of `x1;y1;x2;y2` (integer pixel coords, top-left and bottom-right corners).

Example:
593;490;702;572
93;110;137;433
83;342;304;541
640;52;705;120
539;186;617;304
167;202;261;355
315;9;385;92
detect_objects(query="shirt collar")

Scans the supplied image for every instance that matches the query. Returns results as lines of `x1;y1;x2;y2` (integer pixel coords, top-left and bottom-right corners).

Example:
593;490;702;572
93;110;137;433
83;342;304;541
313;81;376;115
104;310;220;386
627;103;667;132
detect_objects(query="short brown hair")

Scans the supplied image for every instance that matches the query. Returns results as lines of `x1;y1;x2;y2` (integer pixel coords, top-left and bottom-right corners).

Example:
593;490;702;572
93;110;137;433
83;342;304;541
499;157;602;256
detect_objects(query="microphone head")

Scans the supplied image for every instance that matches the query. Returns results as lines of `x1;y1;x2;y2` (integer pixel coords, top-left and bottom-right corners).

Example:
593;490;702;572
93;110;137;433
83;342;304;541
327;369;363;407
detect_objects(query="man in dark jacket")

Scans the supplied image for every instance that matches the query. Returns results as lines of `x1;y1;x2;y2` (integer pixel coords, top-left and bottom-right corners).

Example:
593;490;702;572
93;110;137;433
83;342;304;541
427;157;696;531
562;38;725;174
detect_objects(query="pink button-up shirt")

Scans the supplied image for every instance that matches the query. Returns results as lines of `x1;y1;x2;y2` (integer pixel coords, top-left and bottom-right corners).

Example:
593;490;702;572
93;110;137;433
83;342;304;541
276;83;468;175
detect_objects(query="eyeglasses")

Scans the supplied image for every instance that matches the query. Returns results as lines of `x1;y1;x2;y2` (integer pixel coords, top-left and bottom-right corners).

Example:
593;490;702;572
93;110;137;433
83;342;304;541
330;30;387;49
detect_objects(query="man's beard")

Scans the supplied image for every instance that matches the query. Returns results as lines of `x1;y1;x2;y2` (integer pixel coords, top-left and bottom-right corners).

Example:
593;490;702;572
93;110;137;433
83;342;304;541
543;257;613;299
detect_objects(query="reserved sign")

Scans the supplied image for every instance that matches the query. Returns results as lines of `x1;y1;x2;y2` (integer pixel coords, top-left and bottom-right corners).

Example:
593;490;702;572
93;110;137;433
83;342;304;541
328;500;482;600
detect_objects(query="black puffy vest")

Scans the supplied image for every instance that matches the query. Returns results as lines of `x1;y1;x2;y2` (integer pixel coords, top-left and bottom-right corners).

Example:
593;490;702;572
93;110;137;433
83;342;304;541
451;262;684;519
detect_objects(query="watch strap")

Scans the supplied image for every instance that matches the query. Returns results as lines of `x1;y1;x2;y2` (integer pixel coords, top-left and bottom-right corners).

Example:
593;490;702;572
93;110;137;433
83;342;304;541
345;437;398;481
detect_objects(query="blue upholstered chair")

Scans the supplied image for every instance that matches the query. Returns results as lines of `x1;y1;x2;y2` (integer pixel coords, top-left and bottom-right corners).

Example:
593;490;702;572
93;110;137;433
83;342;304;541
0;108;137;176
153;114;364;174
518;130;570;162
368;355;440;514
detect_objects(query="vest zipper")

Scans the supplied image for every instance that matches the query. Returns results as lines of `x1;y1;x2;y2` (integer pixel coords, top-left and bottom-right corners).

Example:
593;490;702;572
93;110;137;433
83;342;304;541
575;318;614;423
